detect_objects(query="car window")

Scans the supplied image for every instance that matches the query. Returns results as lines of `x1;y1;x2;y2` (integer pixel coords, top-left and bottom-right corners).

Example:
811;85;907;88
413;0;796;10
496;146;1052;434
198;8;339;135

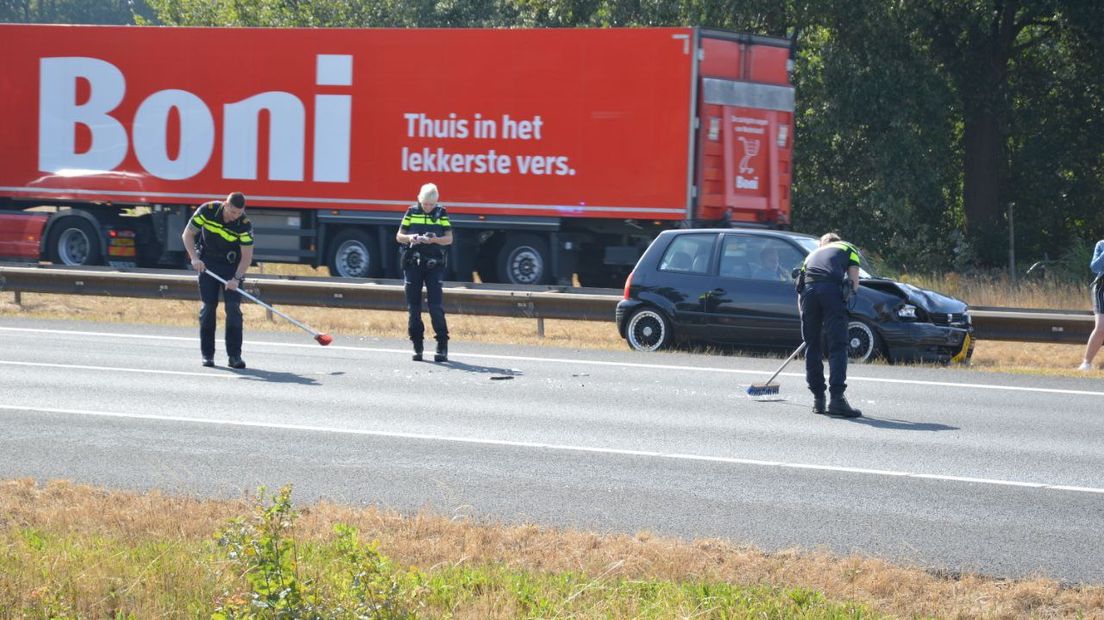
720;234;804;281
750;238;802;281
658;234;714;274
718;235;753;279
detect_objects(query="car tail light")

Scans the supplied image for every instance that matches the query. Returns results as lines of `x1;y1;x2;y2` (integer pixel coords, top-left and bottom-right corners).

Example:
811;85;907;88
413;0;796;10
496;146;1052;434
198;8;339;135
623;270;634;300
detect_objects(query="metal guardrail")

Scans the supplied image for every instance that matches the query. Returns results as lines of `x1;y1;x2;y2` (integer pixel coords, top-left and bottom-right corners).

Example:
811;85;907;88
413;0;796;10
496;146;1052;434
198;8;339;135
968;306;1094;344
0;265;617;322
0;265;1095;343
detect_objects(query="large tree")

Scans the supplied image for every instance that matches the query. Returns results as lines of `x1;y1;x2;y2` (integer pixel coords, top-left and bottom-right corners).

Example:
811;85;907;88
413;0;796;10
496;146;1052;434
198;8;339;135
912;0;1103;265
0;0;153;23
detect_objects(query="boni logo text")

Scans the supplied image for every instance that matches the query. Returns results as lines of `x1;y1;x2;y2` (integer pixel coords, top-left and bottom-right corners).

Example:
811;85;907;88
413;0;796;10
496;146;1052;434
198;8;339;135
38;55;353;182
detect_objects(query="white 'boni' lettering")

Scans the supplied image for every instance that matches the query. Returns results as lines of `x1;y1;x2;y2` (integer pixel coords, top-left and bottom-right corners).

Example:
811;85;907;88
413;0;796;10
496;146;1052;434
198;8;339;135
222;92;304;181
39;57;128;173
37;54;353;183
134;90;215;180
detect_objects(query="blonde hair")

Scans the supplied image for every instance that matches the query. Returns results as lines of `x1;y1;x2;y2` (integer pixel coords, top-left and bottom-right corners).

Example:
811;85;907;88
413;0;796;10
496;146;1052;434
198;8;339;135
819;232;842;246
418;183;439;206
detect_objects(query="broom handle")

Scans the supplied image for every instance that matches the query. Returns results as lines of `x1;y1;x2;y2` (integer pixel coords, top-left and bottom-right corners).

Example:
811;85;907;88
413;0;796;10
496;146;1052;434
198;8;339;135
202;270;318;336
762;341;807;385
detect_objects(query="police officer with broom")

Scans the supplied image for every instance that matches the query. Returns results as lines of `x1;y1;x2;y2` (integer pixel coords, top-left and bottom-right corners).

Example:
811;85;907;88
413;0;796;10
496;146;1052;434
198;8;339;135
182;191;254;369
798;232;862;418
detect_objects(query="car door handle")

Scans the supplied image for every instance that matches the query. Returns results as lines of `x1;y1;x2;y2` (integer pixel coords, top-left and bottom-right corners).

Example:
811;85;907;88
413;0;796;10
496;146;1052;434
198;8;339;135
710;288;725;295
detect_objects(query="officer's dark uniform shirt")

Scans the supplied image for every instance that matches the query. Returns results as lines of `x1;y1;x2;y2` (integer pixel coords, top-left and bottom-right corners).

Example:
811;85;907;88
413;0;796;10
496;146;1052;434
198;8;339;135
399;204;451;259
188;201;254;263
802;241;861;284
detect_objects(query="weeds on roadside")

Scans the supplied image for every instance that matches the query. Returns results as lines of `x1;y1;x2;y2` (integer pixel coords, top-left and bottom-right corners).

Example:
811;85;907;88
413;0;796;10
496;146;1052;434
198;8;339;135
212;485;423;619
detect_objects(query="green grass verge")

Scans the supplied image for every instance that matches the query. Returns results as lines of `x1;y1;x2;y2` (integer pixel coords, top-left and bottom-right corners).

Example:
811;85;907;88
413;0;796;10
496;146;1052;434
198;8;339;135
1;486;880;619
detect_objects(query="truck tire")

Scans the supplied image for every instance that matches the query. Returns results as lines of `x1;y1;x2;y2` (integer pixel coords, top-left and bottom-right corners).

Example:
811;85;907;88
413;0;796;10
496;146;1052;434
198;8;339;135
46;217;102;266
496;234;549;285
327;229;380;278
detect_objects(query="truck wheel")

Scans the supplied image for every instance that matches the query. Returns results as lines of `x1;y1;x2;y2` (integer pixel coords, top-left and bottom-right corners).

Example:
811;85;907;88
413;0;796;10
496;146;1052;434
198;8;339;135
846;320;883;363
626;307;672;352
327;229;380;278
46;217;101;266
496;234;549;285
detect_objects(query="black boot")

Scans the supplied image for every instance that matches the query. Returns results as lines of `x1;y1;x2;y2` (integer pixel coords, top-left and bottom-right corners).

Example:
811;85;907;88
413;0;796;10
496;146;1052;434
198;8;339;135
434;340;448;362
412;341;423;362
228;356;246;369
827;395;862;418
811;394;826;415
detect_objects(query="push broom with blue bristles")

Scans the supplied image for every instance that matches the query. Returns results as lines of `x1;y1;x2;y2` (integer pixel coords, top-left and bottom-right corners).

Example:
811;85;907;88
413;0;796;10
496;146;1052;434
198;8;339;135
747;342;806;397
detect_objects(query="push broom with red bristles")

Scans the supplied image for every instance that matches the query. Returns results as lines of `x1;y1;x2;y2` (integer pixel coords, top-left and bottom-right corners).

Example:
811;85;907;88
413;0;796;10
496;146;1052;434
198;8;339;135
203;271;333;346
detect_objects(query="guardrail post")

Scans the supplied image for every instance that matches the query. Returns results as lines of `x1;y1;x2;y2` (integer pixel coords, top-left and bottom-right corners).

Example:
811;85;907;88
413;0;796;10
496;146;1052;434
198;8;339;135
13;290;21;306
537;316;545;338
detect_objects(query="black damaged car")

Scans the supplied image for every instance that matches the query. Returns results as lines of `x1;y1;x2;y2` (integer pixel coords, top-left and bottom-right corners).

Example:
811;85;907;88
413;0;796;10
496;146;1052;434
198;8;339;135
615;229;973;364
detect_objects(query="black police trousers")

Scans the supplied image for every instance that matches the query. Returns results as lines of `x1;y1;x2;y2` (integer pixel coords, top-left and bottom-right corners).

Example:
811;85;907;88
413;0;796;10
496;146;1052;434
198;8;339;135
404;265;448;344
799;281;849;397
198;261;243;359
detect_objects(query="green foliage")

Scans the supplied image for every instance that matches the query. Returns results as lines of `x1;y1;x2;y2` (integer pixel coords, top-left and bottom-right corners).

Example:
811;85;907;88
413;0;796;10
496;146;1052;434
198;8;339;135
213;485;321;619
329;523;423;619
3;491;884;618
791;5;961;272
420;564;877;617
212;485;422;619
17;0;1104;273
1;0;154;24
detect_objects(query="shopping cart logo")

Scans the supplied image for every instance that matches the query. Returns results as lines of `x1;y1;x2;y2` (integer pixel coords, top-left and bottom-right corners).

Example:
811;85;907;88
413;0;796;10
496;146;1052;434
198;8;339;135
736;136;760;189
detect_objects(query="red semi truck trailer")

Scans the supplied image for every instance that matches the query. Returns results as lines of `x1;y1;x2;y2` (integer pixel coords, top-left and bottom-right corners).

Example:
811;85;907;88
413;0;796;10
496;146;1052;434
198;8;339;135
0;24;794;286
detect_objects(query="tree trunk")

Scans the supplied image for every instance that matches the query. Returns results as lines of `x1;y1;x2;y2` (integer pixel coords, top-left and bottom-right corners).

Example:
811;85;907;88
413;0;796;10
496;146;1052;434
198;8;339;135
962;100;1005;265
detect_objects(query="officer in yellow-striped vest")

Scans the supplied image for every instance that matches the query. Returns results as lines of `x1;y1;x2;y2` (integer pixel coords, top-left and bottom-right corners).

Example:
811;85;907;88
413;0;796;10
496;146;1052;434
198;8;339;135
396;183;452;362
797;232;862;418
182;192;255;369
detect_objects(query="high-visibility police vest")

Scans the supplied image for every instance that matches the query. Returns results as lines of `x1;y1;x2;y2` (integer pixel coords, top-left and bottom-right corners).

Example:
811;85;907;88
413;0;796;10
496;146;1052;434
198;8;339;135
801;241;861;284
399;204;451;260
188;201;254;264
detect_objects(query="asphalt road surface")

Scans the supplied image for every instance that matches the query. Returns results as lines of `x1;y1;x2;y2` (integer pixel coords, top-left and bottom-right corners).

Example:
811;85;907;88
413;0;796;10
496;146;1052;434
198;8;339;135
1;317;1102;583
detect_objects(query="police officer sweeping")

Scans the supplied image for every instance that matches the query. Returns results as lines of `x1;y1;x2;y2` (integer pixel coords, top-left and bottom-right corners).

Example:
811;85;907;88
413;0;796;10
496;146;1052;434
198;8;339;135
798;232;863;418
396;183;452;362
182;191;254;369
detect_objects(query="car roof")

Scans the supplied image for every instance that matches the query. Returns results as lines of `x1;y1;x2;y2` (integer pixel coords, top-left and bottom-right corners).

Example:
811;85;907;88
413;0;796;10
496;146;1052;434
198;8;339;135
659;228;819;243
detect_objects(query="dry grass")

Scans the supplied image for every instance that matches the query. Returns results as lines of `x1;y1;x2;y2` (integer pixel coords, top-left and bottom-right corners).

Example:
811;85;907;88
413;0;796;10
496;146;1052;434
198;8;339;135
0;262;1098;375
896;272;1092;311
1;268;1101;616
1;479;1102;618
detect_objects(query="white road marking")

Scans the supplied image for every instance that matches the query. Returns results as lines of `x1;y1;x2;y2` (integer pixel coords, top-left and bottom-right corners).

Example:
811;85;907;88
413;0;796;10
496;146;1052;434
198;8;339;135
1;403;1101;495
1;325;1102;397
0;360;238;378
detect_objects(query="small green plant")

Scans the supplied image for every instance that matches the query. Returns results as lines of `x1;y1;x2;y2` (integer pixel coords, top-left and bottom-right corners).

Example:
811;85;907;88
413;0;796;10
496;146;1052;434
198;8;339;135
331;523;423;619
211;485;421;619
213;485;321;619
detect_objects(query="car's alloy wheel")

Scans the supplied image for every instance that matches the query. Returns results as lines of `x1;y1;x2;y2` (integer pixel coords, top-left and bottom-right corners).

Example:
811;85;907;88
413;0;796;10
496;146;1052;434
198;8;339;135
847;320;879;363
626;308;672;352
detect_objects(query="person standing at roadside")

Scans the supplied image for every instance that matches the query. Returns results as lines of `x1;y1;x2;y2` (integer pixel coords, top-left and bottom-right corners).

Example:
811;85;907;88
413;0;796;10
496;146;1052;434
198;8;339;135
396;182;452;362
1079;238;1104;370
182;192;254;369
798;232;862;418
